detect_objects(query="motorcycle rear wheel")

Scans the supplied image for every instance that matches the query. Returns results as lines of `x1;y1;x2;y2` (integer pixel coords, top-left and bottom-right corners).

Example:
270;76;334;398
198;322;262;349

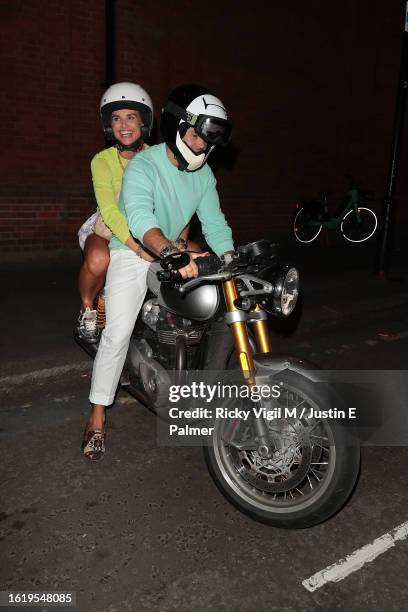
203;372;360;528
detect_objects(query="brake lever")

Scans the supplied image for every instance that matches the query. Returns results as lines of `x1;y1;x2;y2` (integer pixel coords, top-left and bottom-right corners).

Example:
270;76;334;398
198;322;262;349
178;272;232;293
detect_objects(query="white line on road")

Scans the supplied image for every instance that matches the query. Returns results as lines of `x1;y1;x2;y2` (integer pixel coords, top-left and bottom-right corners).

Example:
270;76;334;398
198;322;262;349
0;362;91;387
302;521;408;592
378;329;408;342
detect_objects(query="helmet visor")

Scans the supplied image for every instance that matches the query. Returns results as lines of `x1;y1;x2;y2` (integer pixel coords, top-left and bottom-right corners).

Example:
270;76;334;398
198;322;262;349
195;115;232;146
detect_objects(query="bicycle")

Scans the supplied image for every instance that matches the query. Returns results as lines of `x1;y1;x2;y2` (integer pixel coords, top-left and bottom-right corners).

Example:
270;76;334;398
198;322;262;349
293;179;378;244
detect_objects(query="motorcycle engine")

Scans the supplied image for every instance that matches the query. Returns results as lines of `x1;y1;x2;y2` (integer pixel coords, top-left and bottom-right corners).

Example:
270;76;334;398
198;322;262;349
141;299;161;330
141;298;206;369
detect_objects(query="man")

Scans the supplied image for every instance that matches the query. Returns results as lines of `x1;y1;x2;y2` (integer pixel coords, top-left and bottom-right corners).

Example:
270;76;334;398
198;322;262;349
83;84;234;460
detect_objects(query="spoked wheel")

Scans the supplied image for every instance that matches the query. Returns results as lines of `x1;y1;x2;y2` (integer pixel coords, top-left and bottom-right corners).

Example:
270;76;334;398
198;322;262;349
203;373;360;528
293;208;322;243
341;207;377;243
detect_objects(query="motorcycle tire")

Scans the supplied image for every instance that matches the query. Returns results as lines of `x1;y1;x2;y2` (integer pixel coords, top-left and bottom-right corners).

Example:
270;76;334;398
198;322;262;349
203;371;360;529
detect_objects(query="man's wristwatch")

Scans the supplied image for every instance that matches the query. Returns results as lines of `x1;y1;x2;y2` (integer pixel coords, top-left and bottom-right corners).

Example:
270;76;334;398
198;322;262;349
159;244;178;259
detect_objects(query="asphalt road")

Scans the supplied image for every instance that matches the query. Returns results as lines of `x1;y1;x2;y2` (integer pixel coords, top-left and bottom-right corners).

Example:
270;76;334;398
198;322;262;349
1;246;408;611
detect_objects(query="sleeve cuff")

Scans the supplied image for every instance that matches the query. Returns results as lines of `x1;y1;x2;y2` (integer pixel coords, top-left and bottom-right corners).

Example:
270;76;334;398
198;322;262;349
213;240;235;257
133;221;159;244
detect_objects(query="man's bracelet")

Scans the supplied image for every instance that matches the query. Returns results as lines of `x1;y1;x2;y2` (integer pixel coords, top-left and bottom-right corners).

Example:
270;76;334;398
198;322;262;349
173;238;188;250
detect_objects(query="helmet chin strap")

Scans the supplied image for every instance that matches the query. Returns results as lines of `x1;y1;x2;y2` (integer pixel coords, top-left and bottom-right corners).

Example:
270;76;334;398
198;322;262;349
176;133;213;171
115;137;143;152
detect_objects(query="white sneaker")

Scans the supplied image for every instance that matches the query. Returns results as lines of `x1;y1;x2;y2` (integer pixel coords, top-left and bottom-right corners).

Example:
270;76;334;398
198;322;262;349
77;307;100;343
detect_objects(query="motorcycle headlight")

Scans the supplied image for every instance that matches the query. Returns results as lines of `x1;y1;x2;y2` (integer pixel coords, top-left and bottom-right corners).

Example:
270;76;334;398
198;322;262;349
260;265;299;317
275;267;299;316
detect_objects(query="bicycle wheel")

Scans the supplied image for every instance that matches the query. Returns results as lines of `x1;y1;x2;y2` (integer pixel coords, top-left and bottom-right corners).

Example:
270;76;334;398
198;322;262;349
341;207;377;243
293;208;322;243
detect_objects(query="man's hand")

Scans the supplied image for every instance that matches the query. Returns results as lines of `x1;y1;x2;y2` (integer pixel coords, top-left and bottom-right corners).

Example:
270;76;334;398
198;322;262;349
178;252;200;279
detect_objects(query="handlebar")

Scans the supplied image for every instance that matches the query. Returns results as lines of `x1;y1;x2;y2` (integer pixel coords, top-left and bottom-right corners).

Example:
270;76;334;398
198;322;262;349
157;253;222;283
156;243;279;292
345;175;374;198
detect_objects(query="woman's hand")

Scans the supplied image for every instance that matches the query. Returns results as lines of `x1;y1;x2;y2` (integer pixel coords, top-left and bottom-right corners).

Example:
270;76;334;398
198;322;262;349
126;235;155;261
136;244;155;262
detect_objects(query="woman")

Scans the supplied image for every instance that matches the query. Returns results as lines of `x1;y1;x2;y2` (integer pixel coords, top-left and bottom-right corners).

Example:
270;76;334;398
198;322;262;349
77;81;156;342
79;83;198;460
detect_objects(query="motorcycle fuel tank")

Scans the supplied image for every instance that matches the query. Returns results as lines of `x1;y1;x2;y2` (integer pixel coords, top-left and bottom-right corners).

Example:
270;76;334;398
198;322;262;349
158;283;220;321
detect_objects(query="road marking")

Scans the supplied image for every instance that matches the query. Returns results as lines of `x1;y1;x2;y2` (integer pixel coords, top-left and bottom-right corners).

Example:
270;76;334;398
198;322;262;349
302;521;408;592
53;395;76;403
0;362;91;387
322;306;341;316
378;330;408;342
117;396;136;405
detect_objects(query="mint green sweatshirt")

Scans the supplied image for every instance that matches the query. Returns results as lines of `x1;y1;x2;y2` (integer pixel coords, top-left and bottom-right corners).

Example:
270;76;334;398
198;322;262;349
110;143;234;256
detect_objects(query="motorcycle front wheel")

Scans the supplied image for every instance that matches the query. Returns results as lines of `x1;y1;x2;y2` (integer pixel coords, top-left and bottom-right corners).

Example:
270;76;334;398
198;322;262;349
203;372;360;528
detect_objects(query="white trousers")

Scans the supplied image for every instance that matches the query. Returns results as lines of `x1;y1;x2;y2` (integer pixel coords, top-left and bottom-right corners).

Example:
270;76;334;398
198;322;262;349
89;250;151;406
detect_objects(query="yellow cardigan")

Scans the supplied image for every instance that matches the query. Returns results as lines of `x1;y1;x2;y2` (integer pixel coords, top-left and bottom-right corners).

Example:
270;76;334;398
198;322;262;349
90;144;148;244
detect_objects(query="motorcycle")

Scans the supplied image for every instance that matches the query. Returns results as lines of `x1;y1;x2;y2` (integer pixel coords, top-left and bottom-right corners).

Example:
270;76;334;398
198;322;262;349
76;239;360;528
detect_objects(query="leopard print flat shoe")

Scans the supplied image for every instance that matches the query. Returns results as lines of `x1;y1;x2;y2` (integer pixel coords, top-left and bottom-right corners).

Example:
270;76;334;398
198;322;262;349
82;429;106;461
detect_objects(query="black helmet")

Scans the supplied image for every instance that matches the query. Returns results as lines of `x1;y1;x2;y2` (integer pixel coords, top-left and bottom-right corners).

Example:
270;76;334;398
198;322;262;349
100;82;153;151
160;84;232;171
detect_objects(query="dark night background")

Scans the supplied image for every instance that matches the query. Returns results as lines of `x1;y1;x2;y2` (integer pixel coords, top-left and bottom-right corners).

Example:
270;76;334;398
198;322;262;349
1;0;407;253
2;3;408;608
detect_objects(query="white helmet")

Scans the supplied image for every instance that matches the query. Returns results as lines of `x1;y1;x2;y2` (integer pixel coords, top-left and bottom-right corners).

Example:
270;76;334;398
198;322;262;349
161;84;232;171
100;82;153;151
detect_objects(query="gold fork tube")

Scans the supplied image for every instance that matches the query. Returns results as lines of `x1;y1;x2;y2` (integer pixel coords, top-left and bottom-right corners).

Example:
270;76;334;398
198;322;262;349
251;305;271;354
223;279;257;385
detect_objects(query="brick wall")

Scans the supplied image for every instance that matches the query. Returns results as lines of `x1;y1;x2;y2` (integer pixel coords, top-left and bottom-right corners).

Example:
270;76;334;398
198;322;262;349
1;0;104;251
1;0;407;252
